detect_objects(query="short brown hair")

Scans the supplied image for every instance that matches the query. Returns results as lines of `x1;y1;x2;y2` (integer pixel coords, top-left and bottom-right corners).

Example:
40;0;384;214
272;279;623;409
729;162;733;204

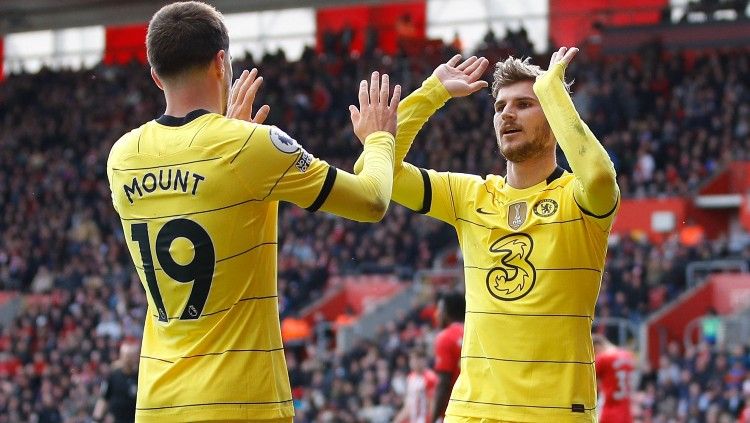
491;56;571;98
147;1;229;78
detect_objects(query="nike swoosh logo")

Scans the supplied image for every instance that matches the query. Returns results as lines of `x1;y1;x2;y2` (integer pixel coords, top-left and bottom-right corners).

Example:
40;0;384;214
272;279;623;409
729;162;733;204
476;207;499;215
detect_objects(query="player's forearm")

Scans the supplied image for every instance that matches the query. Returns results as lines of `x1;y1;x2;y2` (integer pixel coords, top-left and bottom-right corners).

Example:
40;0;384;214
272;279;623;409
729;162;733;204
320;131;394;222
391;162;429;212
533;63;618;215
354;75;451;173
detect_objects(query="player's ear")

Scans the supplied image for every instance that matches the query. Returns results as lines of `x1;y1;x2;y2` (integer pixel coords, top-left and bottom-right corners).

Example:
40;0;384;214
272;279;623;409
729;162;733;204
215;50;227;79
150;68;165;91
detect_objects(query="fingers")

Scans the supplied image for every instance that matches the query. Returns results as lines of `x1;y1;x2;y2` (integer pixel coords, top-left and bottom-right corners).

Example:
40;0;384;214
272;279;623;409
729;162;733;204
238;73;263;118
370;71;379;106
358;79;369;112
349;105;360;122
457;56;477;72
379;73;389;107
446;54;462;68
236;68;258;102
252;104;270;124
229;70;246;107
464;57;488;79
389;84;402;110
560;47;579;66
549;46;578;69
550;46;567;67
468;58;490;82
467;80;489;93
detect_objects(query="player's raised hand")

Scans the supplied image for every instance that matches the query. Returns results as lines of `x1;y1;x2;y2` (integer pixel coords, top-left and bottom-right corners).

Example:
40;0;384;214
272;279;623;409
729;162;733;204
433;54;489;98
538;46;579;83
226;68;271;124
349;71;401;143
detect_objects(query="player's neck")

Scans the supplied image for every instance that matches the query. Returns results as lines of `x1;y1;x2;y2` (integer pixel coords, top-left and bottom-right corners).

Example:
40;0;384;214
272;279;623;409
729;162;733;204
162;79;223;118
505;154;557;190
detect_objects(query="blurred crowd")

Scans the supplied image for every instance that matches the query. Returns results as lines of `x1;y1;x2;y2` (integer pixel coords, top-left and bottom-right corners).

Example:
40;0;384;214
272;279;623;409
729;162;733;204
0;27;749;420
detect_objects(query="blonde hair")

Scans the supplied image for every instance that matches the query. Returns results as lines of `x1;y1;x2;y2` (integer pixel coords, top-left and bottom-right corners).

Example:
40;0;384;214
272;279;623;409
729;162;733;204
491;56;572;98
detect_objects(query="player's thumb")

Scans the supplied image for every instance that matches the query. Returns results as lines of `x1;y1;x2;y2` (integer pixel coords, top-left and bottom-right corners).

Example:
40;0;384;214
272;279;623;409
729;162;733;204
349;105;360;124
469;80;489;92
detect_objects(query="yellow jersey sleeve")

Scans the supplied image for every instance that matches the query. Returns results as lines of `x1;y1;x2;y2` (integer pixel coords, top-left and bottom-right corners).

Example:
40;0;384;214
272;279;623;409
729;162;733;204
533;62;619;230
392;162;483;226
230;124;395;222
317;131;395;222
353;75;451;173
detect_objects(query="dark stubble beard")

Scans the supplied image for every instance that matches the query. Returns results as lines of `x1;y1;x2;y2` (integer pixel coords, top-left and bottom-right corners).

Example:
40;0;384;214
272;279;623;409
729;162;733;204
498;124;553;163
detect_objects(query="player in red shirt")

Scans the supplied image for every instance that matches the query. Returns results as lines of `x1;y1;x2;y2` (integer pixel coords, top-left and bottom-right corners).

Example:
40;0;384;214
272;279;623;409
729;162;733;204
432;291;465;422
593;334;637;423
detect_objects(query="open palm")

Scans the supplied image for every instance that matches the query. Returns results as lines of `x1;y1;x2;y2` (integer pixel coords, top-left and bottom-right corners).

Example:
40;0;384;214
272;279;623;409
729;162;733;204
433;54;489;98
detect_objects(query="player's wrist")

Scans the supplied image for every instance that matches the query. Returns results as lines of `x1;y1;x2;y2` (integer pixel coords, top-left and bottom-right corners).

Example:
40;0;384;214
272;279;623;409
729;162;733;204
363;131;395;146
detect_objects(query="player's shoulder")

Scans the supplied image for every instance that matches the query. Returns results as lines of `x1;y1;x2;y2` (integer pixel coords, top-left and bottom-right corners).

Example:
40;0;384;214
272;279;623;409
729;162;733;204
107;123;147;168
444;172;486;192
197;115;271;144
220;119;303;156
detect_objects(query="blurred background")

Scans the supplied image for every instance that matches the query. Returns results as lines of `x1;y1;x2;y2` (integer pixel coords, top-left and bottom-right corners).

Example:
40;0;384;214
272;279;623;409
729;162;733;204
0;0;749;421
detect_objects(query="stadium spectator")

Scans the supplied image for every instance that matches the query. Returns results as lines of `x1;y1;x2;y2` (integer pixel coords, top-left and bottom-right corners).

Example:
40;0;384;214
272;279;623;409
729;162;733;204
394;348;437;423
92;341;139;423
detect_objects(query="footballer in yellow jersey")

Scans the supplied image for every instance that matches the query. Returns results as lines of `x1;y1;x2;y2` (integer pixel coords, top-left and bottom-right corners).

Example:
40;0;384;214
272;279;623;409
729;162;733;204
357;49;618;422
107;3;401;422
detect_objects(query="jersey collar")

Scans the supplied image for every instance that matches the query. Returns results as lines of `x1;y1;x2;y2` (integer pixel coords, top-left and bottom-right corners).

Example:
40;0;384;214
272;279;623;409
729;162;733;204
155;109;211;127
502;165;567;196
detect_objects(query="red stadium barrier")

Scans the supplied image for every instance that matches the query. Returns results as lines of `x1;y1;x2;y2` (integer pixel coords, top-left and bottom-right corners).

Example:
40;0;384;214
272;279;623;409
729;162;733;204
316;1;426;55
549;0;666;47
645;274;750;368
612;197;688;242
104;23;148;65
300;275;404;324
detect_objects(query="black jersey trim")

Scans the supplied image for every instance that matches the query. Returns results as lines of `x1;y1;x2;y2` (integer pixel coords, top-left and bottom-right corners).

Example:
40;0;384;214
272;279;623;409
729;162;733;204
155;109;211;127
535;267;601;273
461;355;595;365
576;195;619;219
230;125;259;164
140;355;174;364
465;310;592;319
216;242;277;263
546;166;566;184
137;399;293;411
416;168;432;214
449;398;595;411
306;167;337;212
533;217;584;226
181;347;284;360
200;295;279;318
188;119;212;147
152;294;278;320
111;156;222;172
447;173;458;220
137;241;275;272
465;265;600;273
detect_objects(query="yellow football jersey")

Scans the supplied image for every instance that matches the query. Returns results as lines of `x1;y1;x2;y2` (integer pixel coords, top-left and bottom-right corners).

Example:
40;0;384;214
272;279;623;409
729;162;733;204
406;164;616;422
106;110;365;422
